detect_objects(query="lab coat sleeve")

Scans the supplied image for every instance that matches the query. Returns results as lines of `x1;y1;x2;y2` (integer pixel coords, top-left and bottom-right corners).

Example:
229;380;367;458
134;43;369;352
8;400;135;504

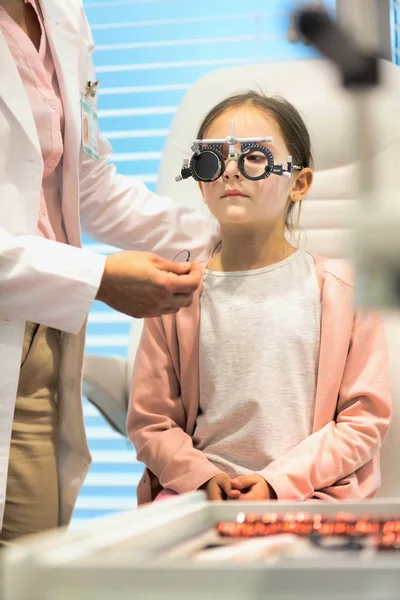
78;8;218;262
0;227;105;333
258;311;392;500
79;136;218;262
127;315;223;493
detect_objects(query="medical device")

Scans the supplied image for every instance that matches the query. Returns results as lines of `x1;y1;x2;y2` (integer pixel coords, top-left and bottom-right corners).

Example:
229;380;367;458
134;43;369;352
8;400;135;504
296;6;400;309
175;123;302;183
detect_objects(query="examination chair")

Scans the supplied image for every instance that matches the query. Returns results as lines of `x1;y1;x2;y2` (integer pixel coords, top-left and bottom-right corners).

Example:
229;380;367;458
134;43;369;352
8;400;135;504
83;57;400;497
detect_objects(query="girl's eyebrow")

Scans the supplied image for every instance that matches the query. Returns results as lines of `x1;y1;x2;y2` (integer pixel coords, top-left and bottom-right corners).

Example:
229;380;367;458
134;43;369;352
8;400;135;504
261;141;277;151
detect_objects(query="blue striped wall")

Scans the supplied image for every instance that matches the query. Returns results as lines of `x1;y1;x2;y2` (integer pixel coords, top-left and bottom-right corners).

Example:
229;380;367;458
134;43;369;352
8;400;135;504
75;0;336;526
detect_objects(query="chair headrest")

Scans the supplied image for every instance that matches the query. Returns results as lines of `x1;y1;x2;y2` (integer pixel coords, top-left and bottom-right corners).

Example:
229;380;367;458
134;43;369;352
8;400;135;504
157;58;400;216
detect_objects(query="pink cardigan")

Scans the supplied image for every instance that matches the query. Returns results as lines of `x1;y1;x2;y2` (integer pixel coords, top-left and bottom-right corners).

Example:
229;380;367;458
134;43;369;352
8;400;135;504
128;254;392;505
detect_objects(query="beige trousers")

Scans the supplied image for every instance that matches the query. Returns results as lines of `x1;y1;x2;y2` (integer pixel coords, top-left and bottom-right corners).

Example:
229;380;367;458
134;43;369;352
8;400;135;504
0;322;61;542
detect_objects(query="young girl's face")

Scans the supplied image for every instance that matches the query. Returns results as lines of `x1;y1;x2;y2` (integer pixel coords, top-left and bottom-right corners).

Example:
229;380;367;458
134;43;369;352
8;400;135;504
200;107;295;230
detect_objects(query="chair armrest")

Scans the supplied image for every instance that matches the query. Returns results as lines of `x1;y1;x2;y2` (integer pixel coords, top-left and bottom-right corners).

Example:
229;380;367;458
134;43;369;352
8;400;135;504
82;354;128;437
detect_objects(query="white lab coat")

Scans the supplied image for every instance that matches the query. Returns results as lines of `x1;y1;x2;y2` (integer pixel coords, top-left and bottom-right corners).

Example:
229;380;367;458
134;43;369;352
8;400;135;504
0;0;215;528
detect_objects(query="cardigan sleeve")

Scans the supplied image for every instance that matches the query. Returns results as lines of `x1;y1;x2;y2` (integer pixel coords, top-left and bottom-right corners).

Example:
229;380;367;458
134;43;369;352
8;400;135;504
258;310;391;500
127;315;223;493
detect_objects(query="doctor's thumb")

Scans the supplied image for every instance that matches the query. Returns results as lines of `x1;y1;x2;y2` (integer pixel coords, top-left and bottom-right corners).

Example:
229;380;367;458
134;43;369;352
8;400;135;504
156;256;193;275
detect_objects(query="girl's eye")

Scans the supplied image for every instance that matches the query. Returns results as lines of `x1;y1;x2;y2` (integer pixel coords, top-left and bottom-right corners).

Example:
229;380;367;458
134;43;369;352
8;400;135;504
245;152;267;163
243;152;269;178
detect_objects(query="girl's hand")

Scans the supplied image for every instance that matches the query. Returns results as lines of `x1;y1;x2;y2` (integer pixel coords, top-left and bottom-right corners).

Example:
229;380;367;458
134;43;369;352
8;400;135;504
230;475;276;501
201;474;241;501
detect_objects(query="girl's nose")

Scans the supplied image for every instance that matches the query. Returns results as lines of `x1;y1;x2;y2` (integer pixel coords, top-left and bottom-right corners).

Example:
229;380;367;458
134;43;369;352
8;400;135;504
223;157;242;181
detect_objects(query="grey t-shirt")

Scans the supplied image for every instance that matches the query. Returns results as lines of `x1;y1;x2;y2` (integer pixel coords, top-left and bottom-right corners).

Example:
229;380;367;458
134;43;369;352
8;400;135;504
193;250;321;478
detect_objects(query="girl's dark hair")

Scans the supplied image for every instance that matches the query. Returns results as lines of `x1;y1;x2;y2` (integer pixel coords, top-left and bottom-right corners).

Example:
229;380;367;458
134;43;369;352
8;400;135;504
197;91;313;232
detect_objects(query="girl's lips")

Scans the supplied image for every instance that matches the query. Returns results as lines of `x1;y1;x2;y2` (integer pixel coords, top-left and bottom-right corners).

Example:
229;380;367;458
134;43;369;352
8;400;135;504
222;190;247;198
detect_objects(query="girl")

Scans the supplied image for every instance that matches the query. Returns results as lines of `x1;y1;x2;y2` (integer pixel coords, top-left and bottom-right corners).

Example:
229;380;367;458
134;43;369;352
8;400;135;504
127;92;391;504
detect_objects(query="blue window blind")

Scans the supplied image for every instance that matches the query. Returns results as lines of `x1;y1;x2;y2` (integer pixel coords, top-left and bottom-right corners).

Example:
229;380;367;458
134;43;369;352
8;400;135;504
392;0;400;64
75;0;336;527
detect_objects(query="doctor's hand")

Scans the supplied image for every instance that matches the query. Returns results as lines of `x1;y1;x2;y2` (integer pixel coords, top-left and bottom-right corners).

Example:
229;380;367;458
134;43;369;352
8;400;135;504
201;474;241;502
230;475;277;501
96;251;202;318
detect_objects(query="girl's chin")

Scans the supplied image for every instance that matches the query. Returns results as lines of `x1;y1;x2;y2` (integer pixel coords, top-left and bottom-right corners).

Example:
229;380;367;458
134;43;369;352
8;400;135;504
217;205;251;223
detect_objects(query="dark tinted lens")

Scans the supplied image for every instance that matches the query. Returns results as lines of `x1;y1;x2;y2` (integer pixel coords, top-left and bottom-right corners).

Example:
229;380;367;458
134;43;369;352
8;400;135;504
193;151;223;181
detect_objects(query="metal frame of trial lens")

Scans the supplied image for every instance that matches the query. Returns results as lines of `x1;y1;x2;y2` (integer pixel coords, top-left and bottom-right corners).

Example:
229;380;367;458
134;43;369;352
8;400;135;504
176;122;301;182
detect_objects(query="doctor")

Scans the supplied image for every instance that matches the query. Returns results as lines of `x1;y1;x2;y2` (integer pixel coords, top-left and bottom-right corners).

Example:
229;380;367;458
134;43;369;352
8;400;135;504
0;0;216;541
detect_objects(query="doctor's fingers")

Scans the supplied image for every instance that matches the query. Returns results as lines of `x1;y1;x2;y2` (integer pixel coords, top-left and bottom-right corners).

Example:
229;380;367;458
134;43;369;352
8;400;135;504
147;290;195;314
168;292;196;310
154;255;193;274
155;267;202;295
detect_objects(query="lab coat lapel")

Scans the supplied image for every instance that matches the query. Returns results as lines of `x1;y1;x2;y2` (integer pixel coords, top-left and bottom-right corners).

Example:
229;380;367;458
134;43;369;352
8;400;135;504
40;0;82;246
0;32;41;158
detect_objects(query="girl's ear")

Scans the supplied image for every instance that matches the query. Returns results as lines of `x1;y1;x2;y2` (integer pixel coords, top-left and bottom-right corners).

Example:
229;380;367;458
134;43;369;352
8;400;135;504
288;168;313;203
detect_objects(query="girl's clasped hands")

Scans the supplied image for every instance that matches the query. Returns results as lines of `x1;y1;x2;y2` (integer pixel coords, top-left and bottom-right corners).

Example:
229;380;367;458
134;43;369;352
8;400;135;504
202;473;276;501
